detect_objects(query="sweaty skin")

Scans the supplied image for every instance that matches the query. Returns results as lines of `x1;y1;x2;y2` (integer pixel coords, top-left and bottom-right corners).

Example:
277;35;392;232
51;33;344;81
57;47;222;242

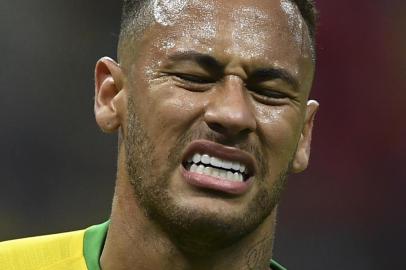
94;0;318;269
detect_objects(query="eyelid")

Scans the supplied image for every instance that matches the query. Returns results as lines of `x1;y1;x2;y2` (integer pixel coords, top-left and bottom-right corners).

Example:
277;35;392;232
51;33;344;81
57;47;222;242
164;72;214;92
259;89;287;99
249;92;290;106
247;84;289;98
172;72;216;84
246;85;296;106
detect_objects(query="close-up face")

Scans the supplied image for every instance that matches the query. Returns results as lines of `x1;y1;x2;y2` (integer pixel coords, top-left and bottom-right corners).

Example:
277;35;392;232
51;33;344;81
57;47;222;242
121;0;318;243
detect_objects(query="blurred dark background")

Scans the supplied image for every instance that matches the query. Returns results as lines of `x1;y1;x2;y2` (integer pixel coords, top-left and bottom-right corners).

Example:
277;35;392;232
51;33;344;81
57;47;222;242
0;0;405;269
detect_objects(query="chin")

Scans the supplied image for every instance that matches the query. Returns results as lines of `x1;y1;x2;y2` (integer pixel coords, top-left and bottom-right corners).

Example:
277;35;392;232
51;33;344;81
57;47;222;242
141;187;275;253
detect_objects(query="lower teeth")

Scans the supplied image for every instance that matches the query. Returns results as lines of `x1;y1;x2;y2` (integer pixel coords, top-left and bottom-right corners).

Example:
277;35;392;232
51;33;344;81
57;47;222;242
189;164;244;182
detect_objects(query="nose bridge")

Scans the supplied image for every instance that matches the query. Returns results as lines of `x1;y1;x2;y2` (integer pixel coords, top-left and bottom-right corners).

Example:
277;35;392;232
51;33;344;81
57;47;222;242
204;75;256;136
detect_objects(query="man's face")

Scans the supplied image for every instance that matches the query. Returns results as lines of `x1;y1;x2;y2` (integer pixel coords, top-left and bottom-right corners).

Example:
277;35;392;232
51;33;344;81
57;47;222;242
122;0;315;244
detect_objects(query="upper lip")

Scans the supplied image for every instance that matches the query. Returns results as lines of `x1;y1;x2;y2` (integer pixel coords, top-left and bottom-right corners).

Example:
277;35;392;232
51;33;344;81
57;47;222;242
181;140;257;177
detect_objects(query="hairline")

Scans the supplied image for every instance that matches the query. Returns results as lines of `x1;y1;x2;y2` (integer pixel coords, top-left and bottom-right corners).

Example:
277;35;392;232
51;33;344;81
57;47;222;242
117;0;317;64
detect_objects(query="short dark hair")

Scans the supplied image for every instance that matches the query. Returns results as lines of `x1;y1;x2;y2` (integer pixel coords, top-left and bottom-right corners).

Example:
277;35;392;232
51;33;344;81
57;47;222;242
119;0;317;58
292;0;317;42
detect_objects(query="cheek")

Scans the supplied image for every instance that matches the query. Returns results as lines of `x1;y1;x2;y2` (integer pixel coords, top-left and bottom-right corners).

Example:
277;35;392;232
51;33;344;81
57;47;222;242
144;84;206;147
255;104;302;161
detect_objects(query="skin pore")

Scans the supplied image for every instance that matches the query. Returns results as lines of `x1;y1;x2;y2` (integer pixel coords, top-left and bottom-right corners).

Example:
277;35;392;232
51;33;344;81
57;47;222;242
94;0;318;269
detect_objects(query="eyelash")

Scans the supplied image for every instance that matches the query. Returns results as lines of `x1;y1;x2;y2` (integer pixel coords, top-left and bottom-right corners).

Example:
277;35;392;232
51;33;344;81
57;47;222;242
249;87;288;99
174;73;215;84
171;73;290;103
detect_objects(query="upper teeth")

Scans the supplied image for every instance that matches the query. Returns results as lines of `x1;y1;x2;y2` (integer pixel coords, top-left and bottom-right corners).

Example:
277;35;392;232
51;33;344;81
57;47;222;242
188;153;247;174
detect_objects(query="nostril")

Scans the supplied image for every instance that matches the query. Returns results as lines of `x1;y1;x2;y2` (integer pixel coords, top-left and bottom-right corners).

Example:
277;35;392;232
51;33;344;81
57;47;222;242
207;122;227;134
206;121;253;139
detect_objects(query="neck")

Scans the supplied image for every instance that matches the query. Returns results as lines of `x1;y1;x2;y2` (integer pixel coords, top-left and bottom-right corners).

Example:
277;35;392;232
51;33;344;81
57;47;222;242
100;151;277;270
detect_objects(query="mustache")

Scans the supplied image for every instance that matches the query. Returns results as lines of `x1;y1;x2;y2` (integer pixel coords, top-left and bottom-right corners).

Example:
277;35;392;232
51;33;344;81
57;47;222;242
169;125;269;180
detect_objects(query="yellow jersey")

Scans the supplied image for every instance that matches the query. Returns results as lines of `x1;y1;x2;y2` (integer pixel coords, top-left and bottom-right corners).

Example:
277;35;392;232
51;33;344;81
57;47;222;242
0;221;108;270
0;221;286;270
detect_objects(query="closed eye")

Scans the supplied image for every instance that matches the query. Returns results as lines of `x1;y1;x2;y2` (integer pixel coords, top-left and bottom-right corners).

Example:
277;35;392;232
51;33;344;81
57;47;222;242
247;85;291;105
252;88;288;99
173;73;215;84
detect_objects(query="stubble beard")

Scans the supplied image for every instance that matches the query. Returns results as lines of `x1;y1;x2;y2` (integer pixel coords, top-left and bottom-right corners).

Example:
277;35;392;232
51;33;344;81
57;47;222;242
124;97;291;253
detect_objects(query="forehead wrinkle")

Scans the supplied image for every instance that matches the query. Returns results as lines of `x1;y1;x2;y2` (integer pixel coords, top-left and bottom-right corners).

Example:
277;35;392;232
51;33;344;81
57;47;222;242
166;50;223;71
119;0;315;67
224;5;271;60
133;0;308;55
126;0;314;83
119;0;217;76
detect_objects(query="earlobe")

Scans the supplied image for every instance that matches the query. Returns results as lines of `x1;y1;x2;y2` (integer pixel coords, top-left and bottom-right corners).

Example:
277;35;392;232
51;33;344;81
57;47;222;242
291;100;319;173
94;57;125;133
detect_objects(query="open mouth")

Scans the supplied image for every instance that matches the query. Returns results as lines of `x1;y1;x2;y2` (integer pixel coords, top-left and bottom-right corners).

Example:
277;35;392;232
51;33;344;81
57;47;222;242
183;153;250;182
181;140;255;184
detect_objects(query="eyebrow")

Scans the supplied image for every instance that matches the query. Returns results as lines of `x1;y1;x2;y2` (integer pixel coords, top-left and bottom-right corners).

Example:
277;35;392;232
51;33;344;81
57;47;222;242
167;51;223;71
167;51;299;90
252;68;300;91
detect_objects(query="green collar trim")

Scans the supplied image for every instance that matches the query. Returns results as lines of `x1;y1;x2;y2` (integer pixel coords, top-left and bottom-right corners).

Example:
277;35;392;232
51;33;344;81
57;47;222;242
270;259;287;270
83;221;286;270
83;220;110;270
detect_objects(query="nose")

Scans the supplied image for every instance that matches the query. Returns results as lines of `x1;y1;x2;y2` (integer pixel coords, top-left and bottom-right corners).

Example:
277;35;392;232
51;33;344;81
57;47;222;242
204;76;257;137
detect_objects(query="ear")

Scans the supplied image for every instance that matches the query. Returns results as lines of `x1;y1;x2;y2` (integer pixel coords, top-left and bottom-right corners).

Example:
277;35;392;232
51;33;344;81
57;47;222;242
94;57;125;133
291;100;319;173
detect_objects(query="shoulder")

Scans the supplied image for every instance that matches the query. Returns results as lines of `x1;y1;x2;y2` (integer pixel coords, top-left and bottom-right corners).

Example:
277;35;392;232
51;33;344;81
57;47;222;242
0;229;88;270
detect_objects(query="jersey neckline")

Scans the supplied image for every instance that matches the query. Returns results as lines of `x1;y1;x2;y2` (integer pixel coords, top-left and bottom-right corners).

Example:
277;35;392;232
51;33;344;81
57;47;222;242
83;221;286;270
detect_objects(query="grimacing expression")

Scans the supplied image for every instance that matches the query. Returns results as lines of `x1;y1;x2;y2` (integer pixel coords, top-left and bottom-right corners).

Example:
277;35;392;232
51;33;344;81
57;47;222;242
122;0;317;246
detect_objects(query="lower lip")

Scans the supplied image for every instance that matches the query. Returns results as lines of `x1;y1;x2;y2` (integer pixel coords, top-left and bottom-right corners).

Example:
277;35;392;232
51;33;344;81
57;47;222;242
181;166;253;195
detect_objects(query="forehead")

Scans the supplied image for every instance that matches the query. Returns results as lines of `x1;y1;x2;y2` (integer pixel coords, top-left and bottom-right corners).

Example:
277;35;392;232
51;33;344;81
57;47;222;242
140;0;312;72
